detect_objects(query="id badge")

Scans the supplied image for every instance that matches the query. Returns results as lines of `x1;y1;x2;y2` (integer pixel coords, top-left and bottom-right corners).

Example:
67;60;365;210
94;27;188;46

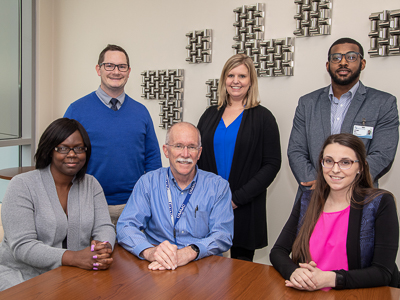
353;125;373;139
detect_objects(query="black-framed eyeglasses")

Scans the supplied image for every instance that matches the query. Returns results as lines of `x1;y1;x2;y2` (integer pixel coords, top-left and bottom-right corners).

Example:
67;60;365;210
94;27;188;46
54;146;87;154
329;51;363;64
321;158;359;170
166;144;200;153
99;63;129;72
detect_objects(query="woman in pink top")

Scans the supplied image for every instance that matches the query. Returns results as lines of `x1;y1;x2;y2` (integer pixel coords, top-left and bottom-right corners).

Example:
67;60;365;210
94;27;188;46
270;133;399;290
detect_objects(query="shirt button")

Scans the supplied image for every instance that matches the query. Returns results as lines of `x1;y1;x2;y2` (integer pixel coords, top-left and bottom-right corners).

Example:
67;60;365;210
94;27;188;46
181;231;184;234
336;117;340;120
181;192;184;195
340;104;343;107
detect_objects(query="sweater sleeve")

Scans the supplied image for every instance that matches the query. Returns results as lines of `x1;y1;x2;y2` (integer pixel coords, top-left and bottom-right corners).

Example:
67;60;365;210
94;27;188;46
269;199;301;279
2;177;66;270
334;193;399;289
90;178;116;249
143;111;162;173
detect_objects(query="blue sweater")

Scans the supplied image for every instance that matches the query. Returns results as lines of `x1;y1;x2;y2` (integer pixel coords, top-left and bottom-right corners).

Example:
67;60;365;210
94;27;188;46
64;92;162;205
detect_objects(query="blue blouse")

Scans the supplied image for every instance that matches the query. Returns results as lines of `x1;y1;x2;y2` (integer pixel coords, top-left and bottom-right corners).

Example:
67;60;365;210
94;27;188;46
213;112;243;180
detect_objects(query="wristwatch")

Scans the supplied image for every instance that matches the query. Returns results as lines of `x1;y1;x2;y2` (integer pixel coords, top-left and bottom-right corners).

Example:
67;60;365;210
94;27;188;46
333;271;345;289
190;244;200;259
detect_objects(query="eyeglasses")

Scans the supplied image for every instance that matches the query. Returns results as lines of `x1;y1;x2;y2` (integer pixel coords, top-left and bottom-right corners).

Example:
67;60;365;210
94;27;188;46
167;144;200;152
99;63;129;72
329;51;363;64
54;146;87;154
321;158;359;170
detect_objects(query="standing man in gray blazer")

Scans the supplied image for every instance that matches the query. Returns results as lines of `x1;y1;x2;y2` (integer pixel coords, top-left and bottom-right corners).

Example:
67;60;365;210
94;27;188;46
288;37;399;201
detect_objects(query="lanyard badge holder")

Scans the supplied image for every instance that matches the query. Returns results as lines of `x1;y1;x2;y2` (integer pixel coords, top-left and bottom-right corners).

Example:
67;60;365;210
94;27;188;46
166;175;196;244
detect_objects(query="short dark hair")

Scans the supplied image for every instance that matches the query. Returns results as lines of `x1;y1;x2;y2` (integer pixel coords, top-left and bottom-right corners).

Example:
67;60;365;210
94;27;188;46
328;38;364;58
35;118;91;182
98;44;130;67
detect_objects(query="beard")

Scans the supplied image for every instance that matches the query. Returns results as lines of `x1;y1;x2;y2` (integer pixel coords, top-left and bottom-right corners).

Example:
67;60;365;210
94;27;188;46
328;62;362;86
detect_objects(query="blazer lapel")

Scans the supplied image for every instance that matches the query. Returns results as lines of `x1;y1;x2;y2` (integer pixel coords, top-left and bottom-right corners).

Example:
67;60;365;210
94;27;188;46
341;82;366;133
320;86;331;138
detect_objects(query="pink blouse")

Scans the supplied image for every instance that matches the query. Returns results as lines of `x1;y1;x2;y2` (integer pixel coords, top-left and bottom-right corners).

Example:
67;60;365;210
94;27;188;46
309;205;350;272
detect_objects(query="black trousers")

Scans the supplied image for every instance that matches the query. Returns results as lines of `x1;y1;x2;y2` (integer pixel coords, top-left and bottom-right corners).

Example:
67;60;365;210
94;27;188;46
230;246;255;262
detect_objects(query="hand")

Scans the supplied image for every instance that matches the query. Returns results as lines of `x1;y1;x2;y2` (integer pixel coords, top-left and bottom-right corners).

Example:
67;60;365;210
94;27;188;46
301;180;316;190
286;261;335;291
286;264;317;290
62;244;113;271
146;245;198;271
231;201;238;209
91;240;113;270
141;240;178;270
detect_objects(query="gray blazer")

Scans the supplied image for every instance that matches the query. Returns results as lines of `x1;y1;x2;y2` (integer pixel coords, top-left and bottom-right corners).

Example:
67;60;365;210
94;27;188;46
288;81;399;199
0;166;115;291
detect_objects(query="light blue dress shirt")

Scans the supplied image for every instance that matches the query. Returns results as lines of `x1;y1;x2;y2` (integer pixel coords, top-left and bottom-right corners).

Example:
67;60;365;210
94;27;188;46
116;167;234;260
95;85;125;110
329;81;360;134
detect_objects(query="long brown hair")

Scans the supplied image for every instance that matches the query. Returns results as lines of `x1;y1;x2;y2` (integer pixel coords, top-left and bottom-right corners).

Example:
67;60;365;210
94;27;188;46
292;133;387;263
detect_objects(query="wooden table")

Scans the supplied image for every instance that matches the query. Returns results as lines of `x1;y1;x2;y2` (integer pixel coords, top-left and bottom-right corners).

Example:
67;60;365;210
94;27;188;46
0;166;35;180
1;245;399;299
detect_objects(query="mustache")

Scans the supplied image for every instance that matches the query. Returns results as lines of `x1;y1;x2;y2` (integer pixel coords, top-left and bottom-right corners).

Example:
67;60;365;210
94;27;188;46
176;158;193;164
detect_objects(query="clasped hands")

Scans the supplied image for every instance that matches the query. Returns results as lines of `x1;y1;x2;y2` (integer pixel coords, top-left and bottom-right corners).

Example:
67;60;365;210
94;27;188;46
286;261;336;291
141;240;197;271
61;240;113;271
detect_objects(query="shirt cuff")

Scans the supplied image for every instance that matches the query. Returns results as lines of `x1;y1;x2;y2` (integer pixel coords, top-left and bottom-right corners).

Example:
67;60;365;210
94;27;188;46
133;242;155;260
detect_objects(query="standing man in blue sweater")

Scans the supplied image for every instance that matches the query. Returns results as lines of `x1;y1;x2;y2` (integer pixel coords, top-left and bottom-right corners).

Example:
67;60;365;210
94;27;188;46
64;44;162;225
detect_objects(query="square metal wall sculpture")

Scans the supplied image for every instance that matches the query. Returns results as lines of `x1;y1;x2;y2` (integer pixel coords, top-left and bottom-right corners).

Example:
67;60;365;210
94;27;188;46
293;0;332;37
141;69;184;129
368;9;400;57
205;79;219;107
186;29;212;63
232;3;295;77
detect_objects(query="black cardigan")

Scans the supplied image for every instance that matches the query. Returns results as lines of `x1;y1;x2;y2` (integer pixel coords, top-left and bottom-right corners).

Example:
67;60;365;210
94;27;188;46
269;192;399;289
197;105;281;250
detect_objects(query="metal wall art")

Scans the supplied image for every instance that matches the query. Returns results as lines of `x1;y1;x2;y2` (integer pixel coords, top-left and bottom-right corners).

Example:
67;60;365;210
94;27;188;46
141;69;184;129
368;9;400;57
232;3;264;56
232;3;294;77
186;29;212;63
293;0;332;37
205;79;219;106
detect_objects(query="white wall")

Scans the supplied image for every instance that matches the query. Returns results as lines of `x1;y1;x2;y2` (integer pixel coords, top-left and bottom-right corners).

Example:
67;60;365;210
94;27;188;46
36;0;400;265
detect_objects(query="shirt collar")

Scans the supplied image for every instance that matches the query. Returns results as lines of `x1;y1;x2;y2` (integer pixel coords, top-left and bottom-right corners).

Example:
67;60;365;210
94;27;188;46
167;166;198;191
328;81;360;104
95;85;126;105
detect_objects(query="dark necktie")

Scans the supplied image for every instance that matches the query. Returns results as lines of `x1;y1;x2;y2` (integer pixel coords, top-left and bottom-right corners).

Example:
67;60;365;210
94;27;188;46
110;98;118;111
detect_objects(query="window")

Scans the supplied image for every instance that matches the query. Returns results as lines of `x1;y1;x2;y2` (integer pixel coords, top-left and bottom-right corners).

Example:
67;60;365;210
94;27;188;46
0;0;35;202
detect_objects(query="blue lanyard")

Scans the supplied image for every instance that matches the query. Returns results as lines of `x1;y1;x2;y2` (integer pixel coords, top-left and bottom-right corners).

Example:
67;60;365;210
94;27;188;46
166;174;196;244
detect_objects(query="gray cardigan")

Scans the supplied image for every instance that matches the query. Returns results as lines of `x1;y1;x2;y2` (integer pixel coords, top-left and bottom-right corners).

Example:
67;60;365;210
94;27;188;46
0;166;115;291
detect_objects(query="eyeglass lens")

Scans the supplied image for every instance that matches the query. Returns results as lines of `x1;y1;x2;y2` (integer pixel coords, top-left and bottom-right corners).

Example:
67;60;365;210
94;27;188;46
102;63;129;72
330;52;360;63
322;158;353;169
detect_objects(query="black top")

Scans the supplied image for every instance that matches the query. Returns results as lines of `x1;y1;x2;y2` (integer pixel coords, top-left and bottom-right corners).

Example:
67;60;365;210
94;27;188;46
270;192;399;289
198;105;281;250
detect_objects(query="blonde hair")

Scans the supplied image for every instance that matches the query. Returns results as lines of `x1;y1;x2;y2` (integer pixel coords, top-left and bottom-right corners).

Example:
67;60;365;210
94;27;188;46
217;54;260;109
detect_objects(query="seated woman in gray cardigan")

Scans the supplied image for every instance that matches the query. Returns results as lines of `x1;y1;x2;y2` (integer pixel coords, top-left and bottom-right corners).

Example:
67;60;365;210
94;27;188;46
0;118;116;291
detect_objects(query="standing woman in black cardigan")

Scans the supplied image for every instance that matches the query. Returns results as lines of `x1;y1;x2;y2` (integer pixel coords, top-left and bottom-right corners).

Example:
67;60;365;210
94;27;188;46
197;54;281;261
